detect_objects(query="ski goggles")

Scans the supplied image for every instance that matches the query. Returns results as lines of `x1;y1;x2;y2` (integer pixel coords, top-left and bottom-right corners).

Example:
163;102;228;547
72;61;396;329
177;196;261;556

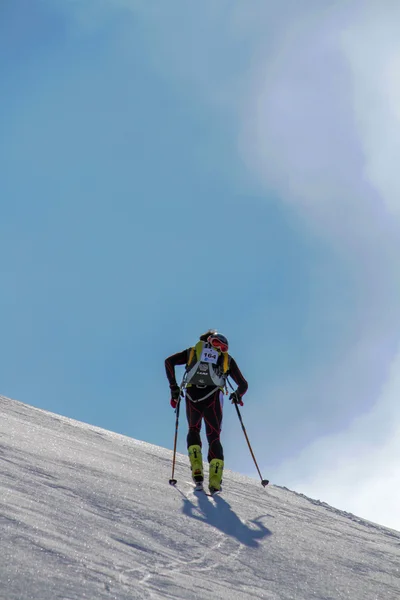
208;335;229;353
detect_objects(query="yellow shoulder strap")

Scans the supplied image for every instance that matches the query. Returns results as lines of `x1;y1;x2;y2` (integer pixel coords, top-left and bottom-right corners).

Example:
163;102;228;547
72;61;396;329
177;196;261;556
222;352;229;373
188;346;195;366
188;341;204;367
195;340;204;360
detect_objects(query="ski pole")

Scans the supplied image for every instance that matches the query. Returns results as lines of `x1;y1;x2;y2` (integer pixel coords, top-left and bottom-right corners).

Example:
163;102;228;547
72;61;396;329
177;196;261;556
169;374;186;486
228;380;269;487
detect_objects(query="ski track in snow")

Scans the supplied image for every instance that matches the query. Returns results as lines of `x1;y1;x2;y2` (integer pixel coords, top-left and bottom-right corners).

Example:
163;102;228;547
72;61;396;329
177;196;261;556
0;395;399;600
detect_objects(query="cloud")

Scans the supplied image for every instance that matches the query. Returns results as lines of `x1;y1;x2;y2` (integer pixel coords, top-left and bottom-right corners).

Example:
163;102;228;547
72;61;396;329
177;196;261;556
238;1;400;528
240;2;400;247
276;345;400;531
341;3;400;218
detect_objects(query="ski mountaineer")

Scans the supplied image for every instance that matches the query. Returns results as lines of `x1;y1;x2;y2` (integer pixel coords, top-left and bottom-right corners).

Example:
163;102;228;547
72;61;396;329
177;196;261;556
165;330;248;493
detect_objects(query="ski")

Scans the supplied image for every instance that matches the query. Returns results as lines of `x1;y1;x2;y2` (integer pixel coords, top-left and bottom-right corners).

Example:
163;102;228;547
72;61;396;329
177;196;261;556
170;480;222;497
193;482;221;496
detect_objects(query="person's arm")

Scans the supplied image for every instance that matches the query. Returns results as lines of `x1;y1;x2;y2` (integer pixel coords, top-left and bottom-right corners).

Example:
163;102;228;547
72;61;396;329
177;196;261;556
229;357;248;397
165;349;189;388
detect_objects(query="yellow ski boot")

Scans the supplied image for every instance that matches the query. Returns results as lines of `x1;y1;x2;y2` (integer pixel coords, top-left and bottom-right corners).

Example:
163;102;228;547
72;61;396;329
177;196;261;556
188;445;204;484
209;458;224;494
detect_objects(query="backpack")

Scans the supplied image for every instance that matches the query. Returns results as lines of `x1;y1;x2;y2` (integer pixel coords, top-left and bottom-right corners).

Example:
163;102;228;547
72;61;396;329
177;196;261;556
186;340;230;389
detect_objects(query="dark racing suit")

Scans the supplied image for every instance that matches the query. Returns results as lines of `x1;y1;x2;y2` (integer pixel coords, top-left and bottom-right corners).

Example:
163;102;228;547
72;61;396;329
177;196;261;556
165;348;248;462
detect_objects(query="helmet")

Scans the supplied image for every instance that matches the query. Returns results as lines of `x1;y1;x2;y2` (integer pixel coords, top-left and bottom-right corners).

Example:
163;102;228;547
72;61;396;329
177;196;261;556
199;329;217;342
207;332;229;353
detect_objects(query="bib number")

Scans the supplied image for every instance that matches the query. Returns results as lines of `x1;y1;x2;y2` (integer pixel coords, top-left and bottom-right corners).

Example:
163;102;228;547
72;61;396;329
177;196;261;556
200;347;218;364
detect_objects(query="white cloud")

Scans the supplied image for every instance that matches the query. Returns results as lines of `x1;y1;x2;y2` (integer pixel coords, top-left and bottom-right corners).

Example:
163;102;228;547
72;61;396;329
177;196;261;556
240;3;400;248
341;3;400;217
275;345;400;531
239;2;400;529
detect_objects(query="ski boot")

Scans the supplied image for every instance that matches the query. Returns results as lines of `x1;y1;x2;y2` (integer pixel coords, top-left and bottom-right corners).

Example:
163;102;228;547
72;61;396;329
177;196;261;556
188;445;204;488
208;458;224;494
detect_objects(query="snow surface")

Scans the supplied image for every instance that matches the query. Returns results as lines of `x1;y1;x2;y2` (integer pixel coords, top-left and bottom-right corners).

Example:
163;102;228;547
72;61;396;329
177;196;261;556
0;395;399;600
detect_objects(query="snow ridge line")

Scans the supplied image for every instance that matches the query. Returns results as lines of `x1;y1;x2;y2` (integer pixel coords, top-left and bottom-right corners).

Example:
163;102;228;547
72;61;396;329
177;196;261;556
277;486;400;539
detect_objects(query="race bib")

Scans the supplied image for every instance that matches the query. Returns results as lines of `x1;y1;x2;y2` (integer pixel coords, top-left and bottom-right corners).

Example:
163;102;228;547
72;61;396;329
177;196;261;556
200;346;219;364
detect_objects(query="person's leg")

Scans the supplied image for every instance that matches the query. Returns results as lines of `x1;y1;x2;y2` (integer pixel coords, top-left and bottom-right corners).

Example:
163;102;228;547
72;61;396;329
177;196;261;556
186;398;205;482
203;391;224;491
203;390;224;462
186;397;203;448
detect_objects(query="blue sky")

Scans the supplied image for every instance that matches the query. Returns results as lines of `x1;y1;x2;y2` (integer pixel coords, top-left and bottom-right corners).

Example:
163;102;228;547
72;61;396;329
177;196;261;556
1;1;400;529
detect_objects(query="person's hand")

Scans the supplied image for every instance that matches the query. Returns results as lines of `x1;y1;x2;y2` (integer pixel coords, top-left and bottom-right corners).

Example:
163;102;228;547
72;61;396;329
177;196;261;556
170;384;180;409
229;391;243;406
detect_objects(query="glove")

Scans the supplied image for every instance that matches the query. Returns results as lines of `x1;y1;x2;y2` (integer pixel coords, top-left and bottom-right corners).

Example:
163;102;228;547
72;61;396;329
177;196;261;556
229;391;244;406
170;384;180;409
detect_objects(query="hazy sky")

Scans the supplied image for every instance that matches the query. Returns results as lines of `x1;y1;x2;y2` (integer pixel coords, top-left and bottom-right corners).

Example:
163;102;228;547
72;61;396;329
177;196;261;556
1;1;399;530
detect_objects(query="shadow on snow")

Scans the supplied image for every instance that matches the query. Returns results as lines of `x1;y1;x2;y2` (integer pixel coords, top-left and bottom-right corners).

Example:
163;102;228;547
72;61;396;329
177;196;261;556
181;492;272;548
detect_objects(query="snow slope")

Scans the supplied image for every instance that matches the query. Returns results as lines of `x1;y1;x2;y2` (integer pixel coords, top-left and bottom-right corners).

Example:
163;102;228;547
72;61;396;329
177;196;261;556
0;395;399;600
